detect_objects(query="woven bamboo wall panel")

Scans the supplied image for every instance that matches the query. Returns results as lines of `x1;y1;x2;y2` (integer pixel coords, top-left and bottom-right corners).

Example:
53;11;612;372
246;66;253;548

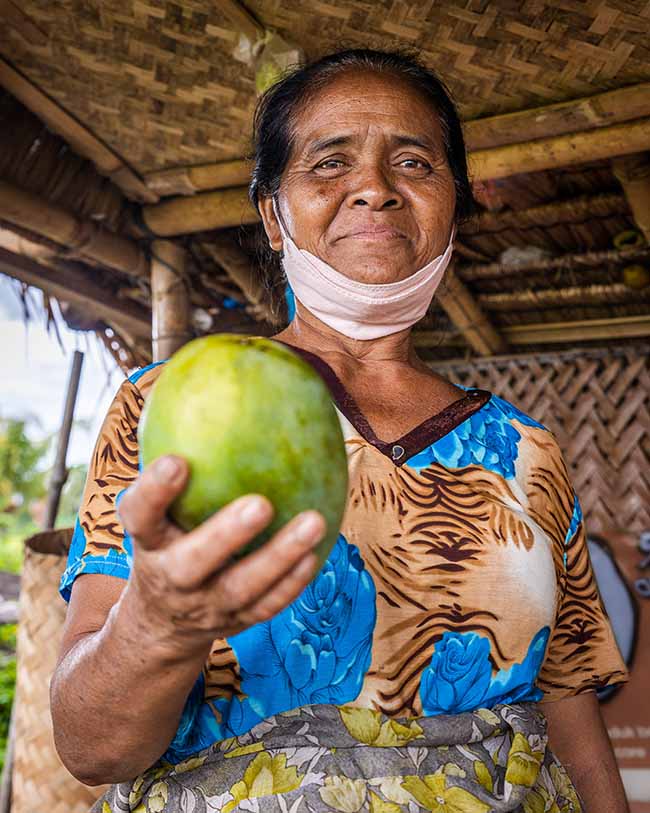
432;346;650;535
1;1;649;172
12;539;108;812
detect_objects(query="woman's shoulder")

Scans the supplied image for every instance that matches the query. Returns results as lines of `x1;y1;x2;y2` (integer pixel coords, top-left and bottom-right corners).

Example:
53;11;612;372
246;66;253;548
125;359;168;398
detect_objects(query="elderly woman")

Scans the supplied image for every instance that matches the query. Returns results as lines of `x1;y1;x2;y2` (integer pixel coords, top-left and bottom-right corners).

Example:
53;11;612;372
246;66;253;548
52;50;629;813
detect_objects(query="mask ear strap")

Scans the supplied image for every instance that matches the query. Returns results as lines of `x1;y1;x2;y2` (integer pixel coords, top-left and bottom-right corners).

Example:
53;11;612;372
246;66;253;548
272;196;291;242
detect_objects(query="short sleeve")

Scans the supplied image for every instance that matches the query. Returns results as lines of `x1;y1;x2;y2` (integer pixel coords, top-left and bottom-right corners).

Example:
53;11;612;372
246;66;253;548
537;493;630;702
59;376;144;602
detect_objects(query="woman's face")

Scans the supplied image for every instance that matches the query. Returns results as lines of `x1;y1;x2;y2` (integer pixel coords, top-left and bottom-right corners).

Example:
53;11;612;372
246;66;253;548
259;70;457;284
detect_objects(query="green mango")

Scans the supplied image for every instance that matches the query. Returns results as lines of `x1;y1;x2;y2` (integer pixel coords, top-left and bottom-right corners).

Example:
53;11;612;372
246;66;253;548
138;334;348;568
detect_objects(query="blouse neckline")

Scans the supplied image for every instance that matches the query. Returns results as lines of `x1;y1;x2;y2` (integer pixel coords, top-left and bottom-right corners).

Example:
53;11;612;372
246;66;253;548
273;340;492;466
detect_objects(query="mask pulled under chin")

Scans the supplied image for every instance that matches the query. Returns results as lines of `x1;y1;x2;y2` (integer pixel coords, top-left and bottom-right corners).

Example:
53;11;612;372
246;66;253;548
276;213;455;341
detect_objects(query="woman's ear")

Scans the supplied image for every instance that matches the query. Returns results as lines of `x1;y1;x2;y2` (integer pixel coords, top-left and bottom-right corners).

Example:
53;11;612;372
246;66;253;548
258;195;283;252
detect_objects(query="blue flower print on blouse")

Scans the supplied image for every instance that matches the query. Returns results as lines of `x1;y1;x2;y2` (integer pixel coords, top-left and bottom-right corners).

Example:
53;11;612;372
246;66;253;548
407;394;547;480
166;533;377;758
419;626;550;715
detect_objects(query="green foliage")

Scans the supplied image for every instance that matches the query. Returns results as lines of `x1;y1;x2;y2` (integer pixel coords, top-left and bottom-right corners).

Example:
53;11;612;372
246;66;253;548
0;417;49;512
0;653;16;774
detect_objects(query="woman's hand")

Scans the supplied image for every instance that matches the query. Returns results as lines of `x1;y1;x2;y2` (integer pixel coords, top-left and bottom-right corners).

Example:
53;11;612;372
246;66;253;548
117;453;326;662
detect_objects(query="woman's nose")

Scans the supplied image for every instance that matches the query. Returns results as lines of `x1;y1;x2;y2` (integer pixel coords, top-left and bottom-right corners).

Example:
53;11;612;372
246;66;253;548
346;166;404;210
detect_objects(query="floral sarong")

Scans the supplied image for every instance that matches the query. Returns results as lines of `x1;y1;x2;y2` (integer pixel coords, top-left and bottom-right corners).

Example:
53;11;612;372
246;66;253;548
92;702;583;813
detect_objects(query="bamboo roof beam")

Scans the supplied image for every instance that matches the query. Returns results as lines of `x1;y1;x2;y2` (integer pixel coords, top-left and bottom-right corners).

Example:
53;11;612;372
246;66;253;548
137;187;259;235
435;268;508;356
151;241;192;361
144;161;251;197
478;283;650;311
413;314;650;349
0;57;157;204
0;179;149;279
0;246;151;340
469;118;650;182
612;154;650;243
458;245;650;282
464;83;650;151
460;193;626;235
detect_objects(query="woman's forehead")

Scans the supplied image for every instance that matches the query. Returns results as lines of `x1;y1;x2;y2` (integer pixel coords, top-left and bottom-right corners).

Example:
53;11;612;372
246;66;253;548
291;71;443;145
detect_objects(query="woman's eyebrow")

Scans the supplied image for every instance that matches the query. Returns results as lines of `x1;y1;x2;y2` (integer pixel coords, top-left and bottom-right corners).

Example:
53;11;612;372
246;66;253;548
392;134;438;152
304;135;354;158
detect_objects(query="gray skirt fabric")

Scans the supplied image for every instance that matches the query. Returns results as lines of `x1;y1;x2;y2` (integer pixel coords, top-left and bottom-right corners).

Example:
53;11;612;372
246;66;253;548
93;703;583;813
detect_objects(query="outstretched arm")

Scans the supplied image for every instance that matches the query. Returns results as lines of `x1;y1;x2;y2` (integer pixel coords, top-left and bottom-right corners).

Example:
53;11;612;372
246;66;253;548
542;691;630;813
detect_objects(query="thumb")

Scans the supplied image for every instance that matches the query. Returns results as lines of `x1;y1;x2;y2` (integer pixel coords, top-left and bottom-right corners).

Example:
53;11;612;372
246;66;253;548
117;455;189;550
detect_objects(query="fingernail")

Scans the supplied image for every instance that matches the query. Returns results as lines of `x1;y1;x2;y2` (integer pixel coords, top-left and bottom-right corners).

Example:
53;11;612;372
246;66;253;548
293;512;322;541
240;496;268;524
154;455;181;481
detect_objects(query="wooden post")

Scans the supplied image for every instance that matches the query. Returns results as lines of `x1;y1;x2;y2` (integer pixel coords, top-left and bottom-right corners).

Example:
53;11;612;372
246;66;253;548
612;153;650;243
435;268;508;356
151;240;192;361
43;350;84;530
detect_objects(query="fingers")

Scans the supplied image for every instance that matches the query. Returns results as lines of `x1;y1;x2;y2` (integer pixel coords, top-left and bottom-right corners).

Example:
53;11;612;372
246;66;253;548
164;494;276;587
213;510;326;609
232;553;318;630
117;455;188;549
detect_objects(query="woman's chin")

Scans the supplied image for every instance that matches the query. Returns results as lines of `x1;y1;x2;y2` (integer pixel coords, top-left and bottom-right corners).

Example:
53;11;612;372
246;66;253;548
329;252;421;284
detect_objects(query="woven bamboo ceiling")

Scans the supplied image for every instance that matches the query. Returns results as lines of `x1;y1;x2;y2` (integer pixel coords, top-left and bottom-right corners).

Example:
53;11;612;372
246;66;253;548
2;0;649;171
0;0;649;370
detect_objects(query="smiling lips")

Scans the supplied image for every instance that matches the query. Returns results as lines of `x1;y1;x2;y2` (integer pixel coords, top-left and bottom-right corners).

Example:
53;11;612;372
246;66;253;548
344;226;406;241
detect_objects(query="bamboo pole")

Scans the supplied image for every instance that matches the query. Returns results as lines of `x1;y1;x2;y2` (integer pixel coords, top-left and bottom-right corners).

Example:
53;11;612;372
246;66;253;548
139;186;259;236
460;192;626;235
0;180;149;278
413;314;650;348
151;241;193;361
0;244;152;339
0;57;157;204
469;118;650;182
43;351;84;530
463;83;650;151
612;153;650;243
435;268;508;356
457;245;650;282
478;283;650;311
144;160;252;197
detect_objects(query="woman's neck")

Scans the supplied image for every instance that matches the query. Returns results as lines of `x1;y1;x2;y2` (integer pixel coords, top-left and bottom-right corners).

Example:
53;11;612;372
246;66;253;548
273;301;426;373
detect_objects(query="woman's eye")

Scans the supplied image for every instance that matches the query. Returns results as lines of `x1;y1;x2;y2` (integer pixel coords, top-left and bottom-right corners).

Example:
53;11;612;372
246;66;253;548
399;158;431;170
316;159;345;170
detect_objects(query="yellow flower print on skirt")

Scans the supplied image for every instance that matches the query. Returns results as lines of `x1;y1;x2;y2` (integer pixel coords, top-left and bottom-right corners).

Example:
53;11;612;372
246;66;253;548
90;703;583;813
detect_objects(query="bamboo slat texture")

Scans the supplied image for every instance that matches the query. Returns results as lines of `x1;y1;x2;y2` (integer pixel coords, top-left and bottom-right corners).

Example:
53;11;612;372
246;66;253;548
12;530;108;813
432;346;650;534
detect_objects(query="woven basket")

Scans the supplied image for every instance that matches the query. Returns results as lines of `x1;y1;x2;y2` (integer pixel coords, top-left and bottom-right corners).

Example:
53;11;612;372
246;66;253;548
11;528;108;813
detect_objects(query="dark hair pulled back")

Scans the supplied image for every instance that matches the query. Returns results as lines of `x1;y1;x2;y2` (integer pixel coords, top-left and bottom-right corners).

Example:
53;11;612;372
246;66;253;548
248;48;475;322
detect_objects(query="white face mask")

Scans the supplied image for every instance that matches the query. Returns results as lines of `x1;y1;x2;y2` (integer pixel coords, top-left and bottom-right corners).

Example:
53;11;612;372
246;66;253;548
274;201;455;341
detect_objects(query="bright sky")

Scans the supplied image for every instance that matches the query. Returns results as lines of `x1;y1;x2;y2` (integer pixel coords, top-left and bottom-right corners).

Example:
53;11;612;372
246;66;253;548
0;276;126;467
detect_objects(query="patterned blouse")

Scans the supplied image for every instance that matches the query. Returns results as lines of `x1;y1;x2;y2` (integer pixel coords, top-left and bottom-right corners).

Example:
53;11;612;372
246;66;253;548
60;344;628;765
